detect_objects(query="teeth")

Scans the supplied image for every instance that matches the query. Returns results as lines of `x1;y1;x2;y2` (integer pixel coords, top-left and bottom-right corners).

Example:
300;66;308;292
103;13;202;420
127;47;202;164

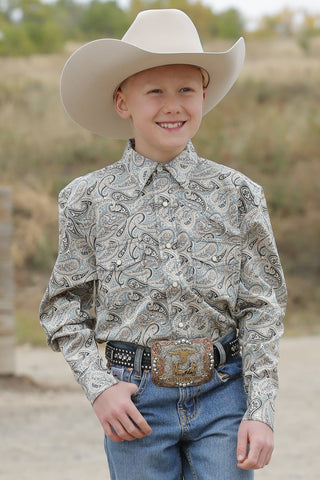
158;122;184;129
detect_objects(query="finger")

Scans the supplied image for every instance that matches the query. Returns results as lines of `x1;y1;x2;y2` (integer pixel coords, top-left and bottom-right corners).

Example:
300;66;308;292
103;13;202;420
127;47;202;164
248;443;262;469
258;450;269;469
238;441;274;470
104;422;124;443
127;403;152;436
264;446;273;466
110;418;136;442
252;435;274;469
264;436;274;466
127;382;139;395
258;442;274;468
237;426;248;464
111;401;151;441
118;412;147;439
239;444;263;470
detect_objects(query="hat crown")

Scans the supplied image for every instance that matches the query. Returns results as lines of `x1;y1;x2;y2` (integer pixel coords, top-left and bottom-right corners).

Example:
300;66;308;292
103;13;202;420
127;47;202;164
122;9;204;54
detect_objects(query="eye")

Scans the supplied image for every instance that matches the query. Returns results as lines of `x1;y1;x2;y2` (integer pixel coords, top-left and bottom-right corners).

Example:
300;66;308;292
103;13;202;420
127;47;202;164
148;89;162;94
180;87;192;93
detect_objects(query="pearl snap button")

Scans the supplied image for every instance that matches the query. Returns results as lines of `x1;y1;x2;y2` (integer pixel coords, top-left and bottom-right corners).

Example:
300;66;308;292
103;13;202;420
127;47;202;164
211;255;217;262
172;281;178;288
178;322;184;328
162;200;169;207
157;165;163;172
165;242;172;249
116;259;122;266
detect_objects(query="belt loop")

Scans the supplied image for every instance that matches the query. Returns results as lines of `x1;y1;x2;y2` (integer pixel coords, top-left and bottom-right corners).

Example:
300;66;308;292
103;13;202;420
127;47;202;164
134;346;144;377
214;341;226;366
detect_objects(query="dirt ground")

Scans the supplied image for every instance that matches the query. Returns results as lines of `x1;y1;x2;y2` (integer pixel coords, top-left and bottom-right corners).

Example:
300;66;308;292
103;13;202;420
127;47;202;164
0;336;319;480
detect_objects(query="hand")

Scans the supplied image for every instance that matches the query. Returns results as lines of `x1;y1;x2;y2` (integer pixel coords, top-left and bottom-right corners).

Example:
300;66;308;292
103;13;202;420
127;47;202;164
237;420;274;470
92;381;152;442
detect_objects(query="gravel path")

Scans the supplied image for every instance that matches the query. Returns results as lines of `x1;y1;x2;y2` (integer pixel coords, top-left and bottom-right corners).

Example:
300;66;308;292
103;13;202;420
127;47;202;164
1;336;319;480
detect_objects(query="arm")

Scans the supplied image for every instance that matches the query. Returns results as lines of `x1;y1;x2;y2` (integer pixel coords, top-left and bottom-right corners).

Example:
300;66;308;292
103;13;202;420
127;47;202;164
40;180;152;440
39;180;117;403
234;185;287;429
233;185;287;468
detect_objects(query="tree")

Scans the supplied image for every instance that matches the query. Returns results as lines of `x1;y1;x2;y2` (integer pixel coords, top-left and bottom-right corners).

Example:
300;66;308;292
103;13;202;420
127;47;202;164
0;0;66;54
81;0;129;39
213;8;244;39
0;0;247;56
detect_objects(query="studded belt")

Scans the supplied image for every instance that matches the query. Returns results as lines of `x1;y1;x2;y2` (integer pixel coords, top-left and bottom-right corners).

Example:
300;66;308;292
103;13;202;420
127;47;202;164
105;336;240;387
105;343;152;370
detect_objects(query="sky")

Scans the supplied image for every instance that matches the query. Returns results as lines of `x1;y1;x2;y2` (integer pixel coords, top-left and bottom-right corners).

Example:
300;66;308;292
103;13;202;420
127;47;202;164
205;0;319;16
203;0;320;29
205;1;319;19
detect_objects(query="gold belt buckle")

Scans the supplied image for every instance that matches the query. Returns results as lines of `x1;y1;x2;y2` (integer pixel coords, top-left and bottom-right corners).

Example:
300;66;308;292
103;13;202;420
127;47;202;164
151;338;214;387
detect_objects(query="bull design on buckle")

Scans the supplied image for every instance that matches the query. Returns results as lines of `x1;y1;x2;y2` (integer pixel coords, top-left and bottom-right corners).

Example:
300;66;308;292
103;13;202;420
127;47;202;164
151;338;215;387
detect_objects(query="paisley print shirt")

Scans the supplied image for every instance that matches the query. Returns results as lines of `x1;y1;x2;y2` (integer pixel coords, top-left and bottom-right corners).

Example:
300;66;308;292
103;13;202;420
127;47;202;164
40;141;287;429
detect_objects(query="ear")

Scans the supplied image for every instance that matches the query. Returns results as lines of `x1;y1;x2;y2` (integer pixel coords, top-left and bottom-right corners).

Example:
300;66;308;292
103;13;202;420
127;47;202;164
114;89;131;119
202;88;206;102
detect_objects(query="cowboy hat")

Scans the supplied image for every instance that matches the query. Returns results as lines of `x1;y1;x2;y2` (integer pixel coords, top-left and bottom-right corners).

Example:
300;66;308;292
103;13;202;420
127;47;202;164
60;9;245;139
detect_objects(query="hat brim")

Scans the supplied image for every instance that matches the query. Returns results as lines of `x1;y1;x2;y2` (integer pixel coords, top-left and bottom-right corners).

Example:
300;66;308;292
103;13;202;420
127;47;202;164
60;37;245;139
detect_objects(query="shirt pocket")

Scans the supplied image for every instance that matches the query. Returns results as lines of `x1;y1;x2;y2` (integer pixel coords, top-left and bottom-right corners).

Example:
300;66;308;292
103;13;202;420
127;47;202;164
190;237;241;294
96;238;149;294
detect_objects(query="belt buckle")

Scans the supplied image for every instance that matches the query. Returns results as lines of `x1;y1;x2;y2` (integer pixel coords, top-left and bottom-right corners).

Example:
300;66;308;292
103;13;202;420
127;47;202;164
151;338;214;387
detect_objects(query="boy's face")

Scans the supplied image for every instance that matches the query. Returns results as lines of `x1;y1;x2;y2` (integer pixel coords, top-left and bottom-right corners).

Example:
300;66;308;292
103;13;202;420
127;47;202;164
114;64;206;163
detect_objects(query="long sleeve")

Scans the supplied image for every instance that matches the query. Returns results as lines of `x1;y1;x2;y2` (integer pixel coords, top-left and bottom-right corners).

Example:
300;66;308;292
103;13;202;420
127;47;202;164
232;185;287;429
39;180;117;403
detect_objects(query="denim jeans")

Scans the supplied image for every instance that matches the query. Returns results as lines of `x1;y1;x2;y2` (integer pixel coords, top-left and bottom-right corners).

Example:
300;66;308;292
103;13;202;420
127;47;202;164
104;336;253;480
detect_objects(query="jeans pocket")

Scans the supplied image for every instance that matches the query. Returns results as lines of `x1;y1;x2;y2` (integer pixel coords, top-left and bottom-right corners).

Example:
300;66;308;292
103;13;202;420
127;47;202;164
116;367;150;400
131;370;150;400
110;365;150;399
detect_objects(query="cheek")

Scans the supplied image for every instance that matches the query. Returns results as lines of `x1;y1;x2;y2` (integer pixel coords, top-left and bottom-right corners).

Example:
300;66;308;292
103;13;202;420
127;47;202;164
135;101;161;125
144;98;162;112
189;99;204;120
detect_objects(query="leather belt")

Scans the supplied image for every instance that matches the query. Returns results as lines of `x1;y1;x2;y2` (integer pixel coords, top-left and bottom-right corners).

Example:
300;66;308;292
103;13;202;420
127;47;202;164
105;337;240;371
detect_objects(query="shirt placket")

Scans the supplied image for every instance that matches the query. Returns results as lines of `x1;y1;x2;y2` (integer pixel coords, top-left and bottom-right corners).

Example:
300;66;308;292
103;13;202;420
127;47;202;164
152;165;187;335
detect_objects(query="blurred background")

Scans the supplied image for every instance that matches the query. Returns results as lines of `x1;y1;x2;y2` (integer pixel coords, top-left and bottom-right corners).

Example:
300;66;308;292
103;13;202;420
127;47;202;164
0;0;319;348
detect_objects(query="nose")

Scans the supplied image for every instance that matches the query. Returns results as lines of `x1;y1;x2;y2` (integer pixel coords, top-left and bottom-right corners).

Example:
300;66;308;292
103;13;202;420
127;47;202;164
162;93;181;114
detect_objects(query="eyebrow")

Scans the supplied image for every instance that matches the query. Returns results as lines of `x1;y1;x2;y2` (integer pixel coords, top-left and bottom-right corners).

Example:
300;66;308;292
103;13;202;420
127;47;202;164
113;67;209;100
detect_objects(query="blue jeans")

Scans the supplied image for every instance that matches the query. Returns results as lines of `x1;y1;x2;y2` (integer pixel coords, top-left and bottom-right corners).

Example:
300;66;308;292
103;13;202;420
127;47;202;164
104;337;253;480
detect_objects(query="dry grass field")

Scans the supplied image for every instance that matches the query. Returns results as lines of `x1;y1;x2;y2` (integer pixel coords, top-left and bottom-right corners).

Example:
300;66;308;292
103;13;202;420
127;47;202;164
0;36;320;342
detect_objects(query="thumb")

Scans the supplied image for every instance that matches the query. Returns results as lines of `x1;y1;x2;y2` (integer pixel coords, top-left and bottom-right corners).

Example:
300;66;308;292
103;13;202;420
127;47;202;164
116;380;139;397
237;422;249;462
126;382;139;395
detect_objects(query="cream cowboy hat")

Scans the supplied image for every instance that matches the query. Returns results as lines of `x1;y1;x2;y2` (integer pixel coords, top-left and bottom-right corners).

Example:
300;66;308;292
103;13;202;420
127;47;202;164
60;9;245;139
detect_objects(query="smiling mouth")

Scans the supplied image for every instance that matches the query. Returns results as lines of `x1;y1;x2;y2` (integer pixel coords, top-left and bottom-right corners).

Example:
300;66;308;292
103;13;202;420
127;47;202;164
157;121;186;130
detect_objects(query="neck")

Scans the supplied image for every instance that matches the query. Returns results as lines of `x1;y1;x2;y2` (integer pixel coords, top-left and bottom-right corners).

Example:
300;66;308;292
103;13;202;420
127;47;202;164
132;140;188;164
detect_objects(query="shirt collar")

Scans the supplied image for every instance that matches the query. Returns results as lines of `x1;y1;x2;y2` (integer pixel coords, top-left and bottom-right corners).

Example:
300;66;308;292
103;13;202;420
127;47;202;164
120;140;200;193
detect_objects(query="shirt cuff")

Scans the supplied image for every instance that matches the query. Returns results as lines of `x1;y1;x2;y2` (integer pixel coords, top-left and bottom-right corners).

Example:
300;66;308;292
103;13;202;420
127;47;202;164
243;384;278;430
56;334;119;404
76;357;119;404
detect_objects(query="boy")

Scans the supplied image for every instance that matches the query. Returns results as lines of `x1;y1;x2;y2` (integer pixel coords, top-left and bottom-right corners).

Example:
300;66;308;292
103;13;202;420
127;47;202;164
40;9;287;479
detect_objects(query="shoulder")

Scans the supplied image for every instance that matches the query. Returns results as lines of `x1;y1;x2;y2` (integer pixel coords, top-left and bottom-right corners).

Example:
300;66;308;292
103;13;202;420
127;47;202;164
198;155;263;206
58;161;124;207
